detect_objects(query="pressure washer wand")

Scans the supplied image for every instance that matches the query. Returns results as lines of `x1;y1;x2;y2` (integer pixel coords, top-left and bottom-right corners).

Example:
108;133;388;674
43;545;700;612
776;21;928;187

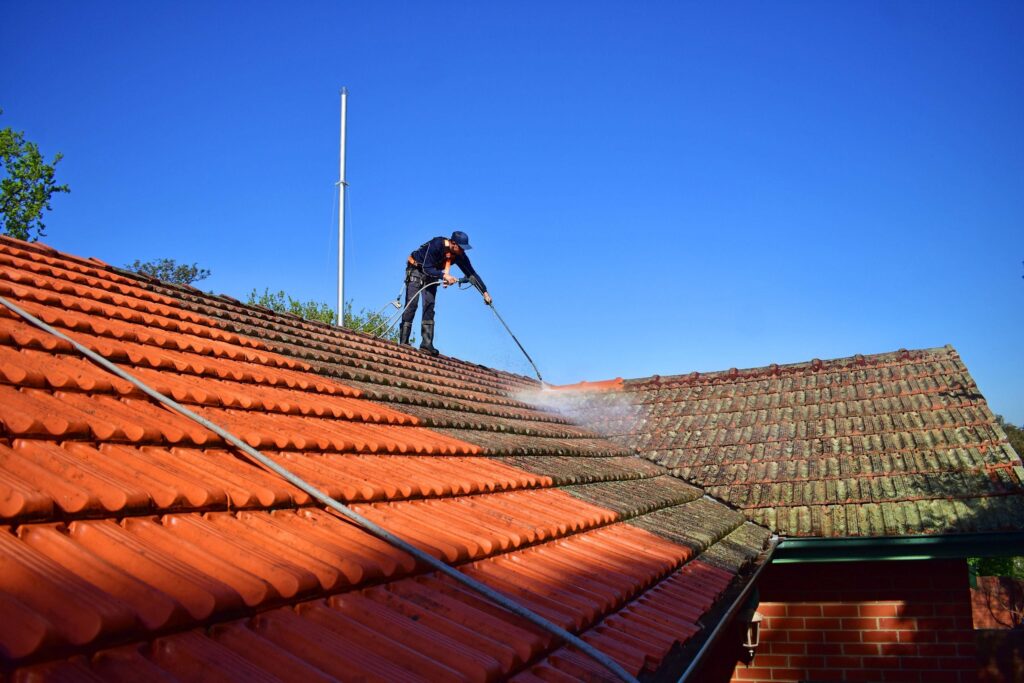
486;302;544;385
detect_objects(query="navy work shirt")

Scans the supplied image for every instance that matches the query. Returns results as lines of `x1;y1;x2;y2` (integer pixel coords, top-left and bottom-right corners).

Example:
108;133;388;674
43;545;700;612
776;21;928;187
410;237;487;293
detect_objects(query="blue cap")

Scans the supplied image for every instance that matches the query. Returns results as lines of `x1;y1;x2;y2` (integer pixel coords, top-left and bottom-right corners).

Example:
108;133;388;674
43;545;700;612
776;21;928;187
450;230;472;250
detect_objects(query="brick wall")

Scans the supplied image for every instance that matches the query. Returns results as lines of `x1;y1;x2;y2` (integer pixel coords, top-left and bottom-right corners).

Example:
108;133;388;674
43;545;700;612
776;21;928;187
972;575;1024;629
730;559;976;683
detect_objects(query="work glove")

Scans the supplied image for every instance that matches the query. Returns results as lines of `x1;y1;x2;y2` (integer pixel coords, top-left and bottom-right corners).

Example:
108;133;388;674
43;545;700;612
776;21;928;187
442;274;458;287
483;292;493;305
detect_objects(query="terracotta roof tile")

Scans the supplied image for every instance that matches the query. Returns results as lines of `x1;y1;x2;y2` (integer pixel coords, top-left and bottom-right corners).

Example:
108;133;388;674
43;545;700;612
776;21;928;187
545;378;625;393
0;236;770;680
565;348;1024;538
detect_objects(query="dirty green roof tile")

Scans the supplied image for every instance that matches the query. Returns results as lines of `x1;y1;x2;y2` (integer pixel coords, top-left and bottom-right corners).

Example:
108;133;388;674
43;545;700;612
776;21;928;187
580;346;1024;538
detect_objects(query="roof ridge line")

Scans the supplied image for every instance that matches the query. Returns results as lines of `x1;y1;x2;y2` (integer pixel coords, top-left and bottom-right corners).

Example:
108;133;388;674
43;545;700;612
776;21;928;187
626;345;960;388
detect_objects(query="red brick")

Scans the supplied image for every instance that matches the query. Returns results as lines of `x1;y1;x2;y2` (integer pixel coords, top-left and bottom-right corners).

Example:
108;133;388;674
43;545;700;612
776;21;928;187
768;643;805;655
840;617;878;630
788;630;825;643
917;617;958;630
934;603;969;616
843;643;880;656
863;656;894;669
823;630;861;643
732;665;769;680
898;629;936;643
863;630;901;643
749;654;787;668
843;669;883;682
785;655;825;669
900;603;935;617
878;643;918;656
878;617;915;630
902;657;945;670
915;643;956;657
881;670;922;682
955;643;975;657
938;657;976;670
860;603;902;617
765;617;805;630
805;671;846;682
804;617;842;630
766;669;805;681
816;643;843;655
946;629;976;643
757;603;787;617
824;655;863;668
911;590;959;603
822;604;860;617
787;604;823;617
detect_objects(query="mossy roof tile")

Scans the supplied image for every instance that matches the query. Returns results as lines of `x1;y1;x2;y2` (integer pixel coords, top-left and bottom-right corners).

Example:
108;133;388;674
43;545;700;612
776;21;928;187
568;347;1024;537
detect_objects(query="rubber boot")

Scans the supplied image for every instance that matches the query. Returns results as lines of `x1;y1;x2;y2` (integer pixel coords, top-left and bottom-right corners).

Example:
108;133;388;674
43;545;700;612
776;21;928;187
419;321;439;356
399;322;413;346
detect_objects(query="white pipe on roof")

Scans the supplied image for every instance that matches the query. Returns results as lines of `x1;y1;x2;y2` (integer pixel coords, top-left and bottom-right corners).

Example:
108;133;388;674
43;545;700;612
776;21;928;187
337;86;348;326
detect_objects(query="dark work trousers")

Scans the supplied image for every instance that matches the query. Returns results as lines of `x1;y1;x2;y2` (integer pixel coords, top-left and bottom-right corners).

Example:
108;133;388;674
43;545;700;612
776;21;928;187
402;267;438;324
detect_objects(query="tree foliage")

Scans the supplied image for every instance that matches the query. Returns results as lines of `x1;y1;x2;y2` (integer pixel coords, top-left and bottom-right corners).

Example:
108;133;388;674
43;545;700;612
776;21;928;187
997;416;1024;458
971;557;1024;581
125;258;211;286
970;417;1024;617
342;300;403;344
0;111;70;241
246;289;401;342
248;288;335;325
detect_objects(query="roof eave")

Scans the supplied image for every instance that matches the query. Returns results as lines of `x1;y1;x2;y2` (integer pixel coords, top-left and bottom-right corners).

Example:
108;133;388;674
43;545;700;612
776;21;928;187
644;535;780;682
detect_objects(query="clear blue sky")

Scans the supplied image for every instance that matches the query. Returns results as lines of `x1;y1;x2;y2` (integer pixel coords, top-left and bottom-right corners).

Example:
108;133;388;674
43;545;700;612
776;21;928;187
3;2;1022;423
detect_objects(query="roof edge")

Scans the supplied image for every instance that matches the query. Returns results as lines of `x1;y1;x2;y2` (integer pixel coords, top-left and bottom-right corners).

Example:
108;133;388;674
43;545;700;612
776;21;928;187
625;345;961;389
543;377;624;393
654;535;780;683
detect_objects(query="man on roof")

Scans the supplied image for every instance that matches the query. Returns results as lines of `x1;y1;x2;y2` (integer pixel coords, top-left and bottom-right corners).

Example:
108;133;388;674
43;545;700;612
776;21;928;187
401;230;492;356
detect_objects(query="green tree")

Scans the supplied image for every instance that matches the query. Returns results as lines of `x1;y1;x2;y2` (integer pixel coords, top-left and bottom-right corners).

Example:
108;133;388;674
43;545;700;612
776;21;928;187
0;110;70;241
997;416;1024;458
248;288;335;325
342;300;404;344
125;258;211;286
246;289;401;342
970;556;1024;581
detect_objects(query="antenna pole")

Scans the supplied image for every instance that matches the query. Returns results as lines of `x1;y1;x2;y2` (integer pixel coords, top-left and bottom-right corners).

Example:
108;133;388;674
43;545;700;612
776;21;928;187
337;87;348;326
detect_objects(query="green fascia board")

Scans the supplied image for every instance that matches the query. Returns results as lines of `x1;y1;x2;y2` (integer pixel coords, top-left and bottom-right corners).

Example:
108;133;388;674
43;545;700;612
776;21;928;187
773;532;1024;563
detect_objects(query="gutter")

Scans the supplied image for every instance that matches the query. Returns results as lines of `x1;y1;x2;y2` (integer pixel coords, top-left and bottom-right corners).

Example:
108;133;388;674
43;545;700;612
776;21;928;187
675;534;780;683
773;531;1024;564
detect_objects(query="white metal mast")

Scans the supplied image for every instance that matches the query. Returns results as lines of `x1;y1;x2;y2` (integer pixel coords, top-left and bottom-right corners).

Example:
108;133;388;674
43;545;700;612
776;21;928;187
337;87;348;326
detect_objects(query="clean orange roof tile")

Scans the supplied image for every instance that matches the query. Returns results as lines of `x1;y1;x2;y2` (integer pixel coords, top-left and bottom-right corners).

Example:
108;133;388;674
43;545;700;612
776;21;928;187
0;236;772;680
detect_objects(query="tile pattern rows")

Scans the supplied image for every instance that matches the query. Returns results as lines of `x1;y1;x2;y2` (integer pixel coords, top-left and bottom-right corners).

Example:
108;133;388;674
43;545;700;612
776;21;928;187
0;237;770;682
568;348;1024;537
